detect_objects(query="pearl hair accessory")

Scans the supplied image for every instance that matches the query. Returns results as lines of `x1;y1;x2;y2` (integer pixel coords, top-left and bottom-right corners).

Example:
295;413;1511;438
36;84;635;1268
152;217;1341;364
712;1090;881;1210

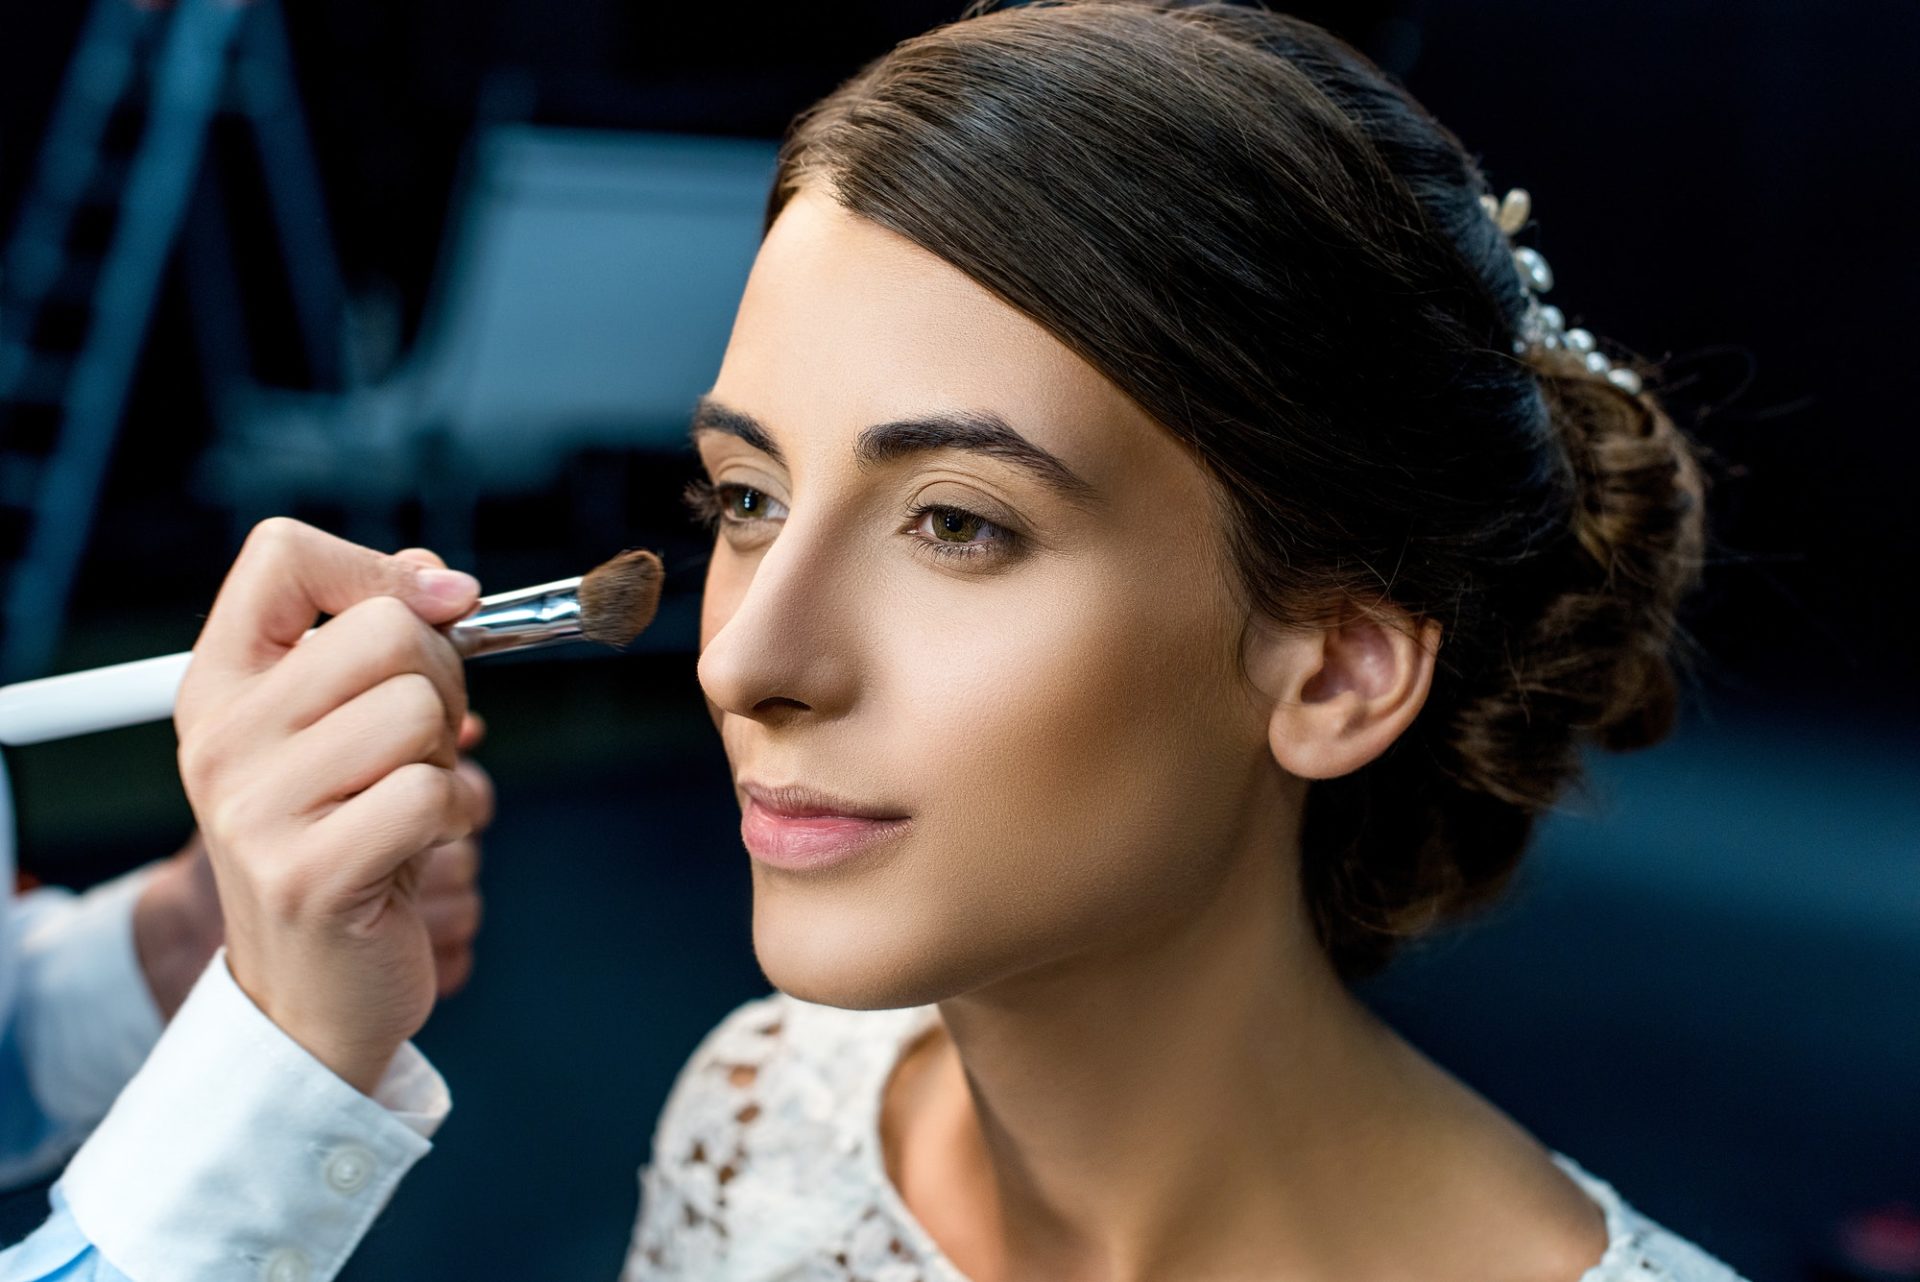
1481;187;1644;396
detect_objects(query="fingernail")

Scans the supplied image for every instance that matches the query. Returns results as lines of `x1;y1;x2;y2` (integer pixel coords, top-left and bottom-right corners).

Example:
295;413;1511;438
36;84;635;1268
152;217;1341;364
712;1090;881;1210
420;569;480;604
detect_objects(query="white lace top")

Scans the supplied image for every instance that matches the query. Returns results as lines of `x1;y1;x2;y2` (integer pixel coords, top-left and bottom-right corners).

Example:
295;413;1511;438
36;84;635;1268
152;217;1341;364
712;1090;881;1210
621;991;1753;1282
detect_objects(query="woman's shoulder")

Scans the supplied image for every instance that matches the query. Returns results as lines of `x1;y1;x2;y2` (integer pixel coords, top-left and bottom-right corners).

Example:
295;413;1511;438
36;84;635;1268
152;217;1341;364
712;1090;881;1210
1550;1152;1754;1282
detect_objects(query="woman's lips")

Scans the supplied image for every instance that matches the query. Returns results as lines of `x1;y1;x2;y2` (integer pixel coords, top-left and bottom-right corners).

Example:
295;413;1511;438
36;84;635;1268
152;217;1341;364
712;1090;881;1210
740;797;911;871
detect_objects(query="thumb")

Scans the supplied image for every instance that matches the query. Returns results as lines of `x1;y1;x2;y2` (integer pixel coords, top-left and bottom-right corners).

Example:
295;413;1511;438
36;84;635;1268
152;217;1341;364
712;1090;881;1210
191;519;480;685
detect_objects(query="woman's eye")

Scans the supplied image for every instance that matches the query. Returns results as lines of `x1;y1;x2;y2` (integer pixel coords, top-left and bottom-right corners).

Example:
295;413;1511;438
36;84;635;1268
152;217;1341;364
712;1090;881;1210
683;476;1021;566
682;478;786;532
907;503;1019;563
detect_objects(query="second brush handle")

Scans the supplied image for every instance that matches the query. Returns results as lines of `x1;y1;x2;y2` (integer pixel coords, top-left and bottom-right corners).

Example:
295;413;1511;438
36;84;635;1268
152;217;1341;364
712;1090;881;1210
0;577;586;746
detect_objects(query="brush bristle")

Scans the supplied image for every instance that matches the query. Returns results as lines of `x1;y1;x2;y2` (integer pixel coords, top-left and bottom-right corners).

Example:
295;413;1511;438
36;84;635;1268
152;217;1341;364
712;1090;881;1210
578;549;665;648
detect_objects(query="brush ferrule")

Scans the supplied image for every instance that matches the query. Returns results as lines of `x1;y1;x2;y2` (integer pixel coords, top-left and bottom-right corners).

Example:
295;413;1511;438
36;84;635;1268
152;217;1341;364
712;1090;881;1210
447;577;586;658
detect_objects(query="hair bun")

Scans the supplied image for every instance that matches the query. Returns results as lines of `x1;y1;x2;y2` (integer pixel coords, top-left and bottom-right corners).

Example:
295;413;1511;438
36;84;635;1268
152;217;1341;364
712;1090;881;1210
1522;345;1711;751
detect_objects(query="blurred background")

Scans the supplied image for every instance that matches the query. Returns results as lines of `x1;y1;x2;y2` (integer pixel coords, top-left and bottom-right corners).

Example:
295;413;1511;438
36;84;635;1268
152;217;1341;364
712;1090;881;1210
0;0;1913;1279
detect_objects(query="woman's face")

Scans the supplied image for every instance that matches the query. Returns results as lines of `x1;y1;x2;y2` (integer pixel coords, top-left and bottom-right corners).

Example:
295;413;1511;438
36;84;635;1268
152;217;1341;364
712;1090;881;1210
694;187;1292;1009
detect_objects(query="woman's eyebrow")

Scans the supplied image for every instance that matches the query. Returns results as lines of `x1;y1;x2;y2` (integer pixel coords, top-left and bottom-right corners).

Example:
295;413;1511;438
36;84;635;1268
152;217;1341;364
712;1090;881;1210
687;395;1100;510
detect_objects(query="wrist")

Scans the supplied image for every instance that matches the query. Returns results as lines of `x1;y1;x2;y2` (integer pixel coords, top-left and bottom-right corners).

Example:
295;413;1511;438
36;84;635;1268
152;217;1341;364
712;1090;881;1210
222;949;410;1096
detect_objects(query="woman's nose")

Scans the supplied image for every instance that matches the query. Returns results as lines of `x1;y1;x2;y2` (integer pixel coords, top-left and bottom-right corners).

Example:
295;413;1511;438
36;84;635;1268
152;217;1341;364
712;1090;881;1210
696;516;859;724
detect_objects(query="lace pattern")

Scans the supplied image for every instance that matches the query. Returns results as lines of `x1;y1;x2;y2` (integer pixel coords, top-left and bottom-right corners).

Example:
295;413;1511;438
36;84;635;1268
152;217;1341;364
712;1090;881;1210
620;992;1750;1282
621;992;953;1282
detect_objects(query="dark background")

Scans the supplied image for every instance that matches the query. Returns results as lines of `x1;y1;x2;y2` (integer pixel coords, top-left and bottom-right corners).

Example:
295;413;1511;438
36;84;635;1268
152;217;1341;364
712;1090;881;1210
0;2;1915;1280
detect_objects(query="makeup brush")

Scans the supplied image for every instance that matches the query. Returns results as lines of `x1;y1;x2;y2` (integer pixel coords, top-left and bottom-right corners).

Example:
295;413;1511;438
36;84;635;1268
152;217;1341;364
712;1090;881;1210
0;549;664;747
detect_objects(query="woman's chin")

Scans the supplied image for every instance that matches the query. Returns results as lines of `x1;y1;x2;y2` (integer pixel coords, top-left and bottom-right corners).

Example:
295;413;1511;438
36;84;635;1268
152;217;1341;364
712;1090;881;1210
748;885;964;1011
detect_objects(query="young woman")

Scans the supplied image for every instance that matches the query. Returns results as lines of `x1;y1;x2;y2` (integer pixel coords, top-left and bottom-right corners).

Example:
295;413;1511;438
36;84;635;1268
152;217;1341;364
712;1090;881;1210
41;2;1740;1281
619;2;1737;1280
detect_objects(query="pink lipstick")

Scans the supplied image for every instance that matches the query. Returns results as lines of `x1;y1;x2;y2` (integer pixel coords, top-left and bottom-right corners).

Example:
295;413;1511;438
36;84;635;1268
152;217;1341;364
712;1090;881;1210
738;780;910;872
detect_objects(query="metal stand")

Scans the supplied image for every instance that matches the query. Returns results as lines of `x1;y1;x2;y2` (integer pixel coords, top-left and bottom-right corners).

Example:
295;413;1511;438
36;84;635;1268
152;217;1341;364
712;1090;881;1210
0;0;345;681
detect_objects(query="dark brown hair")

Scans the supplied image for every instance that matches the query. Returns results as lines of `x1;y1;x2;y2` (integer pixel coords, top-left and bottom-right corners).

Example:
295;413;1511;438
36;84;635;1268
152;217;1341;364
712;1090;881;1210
767;0;1715;980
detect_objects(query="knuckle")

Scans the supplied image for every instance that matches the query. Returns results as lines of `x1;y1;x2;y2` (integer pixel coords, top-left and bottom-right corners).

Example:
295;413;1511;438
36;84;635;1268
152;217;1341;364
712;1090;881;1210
386;674;449;756
205;788;257;844
243;515;305;557
392;762;461;828
355;594;426;657
236;517;313;583
176;736;213;791
178;700;249;783
178;702;238;777
388;670;444;724
390;758;442;798
429;838;479;884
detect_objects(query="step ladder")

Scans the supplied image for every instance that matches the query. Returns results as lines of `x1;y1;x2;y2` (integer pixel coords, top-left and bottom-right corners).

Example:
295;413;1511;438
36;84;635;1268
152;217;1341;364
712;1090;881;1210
0;0;347;683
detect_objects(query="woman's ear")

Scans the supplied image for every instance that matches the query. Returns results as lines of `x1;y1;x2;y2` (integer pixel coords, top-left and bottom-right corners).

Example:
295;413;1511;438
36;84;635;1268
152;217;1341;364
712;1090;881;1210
1242;606;1443;780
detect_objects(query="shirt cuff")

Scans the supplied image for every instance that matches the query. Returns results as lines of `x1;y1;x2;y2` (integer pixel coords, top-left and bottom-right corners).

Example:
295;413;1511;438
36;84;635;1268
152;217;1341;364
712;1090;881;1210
58;946;450;1282
13;864;168;1127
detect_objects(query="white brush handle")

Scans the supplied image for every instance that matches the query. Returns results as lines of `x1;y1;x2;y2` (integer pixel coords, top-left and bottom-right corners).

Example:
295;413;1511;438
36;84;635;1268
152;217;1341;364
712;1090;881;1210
0;651;196;746
0;576;593;747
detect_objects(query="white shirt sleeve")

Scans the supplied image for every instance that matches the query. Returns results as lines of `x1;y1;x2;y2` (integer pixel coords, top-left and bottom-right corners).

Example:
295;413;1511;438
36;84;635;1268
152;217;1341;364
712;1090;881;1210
51;946;449;1282
11;865;167;1130
0;742;167;1186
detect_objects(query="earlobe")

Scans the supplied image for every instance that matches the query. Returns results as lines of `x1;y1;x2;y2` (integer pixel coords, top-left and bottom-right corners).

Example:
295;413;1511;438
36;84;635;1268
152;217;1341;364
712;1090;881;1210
1247;608;1443;781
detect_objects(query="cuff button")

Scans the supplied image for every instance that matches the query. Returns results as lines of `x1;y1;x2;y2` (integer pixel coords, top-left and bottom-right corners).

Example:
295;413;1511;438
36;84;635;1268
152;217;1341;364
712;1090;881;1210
262;1247;311;1282
325;1143;378;1195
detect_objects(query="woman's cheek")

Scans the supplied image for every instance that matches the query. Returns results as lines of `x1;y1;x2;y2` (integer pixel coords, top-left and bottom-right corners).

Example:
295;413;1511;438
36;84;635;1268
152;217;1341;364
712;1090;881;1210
893;566;1235;897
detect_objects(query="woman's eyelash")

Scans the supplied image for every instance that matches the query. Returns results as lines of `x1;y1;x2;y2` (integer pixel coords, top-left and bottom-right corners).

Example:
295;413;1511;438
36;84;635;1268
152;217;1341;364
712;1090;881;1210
682;477;1020;563
682;476;772;531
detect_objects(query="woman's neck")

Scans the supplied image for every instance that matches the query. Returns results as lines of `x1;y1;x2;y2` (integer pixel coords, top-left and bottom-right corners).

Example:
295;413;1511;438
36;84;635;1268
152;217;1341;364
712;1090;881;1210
892;831;1385;1281
887;831;1606;1282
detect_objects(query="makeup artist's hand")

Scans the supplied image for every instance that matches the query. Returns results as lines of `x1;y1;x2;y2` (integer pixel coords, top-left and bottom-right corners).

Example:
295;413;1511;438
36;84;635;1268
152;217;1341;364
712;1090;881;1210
173;518;490;1094
133;709;495;1020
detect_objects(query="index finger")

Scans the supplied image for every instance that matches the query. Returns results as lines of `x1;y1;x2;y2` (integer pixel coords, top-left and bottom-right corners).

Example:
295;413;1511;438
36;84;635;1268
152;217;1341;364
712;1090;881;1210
187;518;480;695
